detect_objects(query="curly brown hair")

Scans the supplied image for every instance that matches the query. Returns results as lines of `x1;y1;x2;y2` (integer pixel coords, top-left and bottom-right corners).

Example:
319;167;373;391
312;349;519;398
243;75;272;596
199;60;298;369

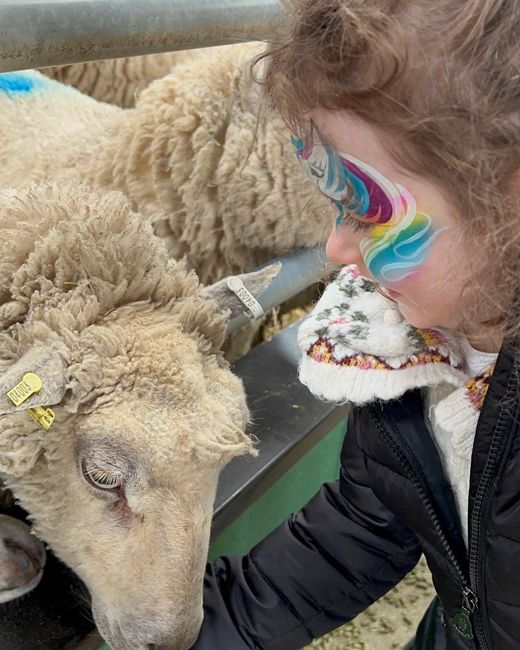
258;0;520;341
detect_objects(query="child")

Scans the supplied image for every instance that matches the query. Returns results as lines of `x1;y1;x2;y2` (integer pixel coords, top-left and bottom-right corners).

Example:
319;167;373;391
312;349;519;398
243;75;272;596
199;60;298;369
191;1;520;648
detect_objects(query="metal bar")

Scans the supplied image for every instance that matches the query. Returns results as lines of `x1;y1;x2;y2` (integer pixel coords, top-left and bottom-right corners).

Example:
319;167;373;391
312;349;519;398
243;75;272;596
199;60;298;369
0;0;283;72
227;246;331;335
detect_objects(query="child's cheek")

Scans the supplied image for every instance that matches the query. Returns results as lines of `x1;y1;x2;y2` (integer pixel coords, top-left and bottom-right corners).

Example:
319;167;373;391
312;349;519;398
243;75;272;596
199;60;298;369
360;212;439;285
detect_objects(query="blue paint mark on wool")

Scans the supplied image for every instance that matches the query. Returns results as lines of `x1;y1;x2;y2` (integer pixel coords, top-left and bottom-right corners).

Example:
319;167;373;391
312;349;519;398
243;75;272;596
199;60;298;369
0;72;46;95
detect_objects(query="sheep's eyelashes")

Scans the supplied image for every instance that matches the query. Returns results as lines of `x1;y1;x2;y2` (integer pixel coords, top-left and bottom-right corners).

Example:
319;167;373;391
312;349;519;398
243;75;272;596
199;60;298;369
88;470;122;489
81;461;124;493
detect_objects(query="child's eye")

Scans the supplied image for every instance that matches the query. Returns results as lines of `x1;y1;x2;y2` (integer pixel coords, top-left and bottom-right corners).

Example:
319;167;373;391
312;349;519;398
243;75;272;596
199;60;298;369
334;204;373;233
343;215;373;233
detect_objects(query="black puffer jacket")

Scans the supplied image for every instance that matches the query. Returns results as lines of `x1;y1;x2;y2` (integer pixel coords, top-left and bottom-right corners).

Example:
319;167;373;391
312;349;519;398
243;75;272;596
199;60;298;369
192;340;520;650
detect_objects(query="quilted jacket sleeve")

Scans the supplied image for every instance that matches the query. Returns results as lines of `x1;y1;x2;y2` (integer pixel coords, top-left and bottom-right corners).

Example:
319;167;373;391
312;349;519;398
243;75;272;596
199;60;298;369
191;407;422;650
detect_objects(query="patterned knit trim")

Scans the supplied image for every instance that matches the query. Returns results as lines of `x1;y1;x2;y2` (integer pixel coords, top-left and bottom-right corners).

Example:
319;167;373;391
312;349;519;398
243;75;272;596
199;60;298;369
465;366;494;410
307;338;455;371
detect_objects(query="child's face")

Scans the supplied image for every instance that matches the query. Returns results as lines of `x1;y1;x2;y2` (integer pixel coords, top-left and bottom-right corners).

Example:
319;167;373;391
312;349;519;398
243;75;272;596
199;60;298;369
297;110;471;330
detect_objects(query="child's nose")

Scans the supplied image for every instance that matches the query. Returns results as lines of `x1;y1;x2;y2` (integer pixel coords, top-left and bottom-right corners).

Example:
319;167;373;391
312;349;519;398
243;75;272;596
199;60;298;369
325;223;365;267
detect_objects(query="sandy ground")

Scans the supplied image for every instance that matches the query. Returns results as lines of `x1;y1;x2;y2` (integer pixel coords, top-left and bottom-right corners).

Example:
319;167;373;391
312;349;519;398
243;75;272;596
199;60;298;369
306;558;434;650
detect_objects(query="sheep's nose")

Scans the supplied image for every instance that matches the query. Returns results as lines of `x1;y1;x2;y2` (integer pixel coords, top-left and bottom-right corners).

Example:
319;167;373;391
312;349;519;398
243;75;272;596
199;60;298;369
0;514;46;603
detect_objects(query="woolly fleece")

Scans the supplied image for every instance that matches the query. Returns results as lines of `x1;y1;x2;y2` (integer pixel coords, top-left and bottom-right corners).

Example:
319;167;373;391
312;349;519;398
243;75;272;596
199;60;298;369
0;182;255;648
0;44;330;283
42;50;196;108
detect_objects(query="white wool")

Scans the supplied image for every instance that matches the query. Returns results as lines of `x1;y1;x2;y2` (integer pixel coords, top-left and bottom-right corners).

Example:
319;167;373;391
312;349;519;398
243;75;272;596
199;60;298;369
0;45;329;283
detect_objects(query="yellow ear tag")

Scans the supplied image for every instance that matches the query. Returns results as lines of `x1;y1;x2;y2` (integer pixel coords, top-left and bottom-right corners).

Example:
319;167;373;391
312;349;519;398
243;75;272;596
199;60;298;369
27;406;55;431
7;373;43;406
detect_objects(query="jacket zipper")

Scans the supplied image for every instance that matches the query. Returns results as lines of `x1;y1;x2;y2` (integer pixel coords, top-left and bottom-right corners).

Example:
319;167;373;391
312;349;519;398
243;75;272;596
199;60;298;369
467;440;499;650
467;373;520;650
370;410;480;645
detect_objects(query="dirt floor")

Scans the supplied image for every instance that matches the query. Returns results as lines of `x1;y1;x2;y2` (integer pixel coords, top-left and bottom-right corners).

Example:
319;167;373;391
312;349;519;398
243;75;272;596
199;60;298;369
305;558;434;650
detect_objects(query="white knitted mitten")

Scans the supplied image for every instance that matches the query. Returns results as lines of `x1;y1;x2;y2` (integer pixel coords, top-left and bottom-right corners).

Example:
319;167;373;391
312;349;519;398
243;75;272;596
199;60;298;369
298;265;468;404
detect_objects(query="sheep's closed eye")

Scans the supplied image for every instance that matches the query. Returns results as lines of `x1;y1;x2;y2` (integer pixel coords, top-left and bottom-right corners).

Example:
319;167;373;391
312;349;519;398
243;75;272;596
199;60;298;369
81;459;124;496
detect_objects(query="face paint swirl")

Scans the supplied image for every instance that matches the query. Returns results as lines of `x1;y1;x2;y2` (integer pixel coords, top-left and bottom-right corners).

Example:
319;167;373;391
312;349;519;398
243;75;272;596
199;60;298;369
291;136;440;284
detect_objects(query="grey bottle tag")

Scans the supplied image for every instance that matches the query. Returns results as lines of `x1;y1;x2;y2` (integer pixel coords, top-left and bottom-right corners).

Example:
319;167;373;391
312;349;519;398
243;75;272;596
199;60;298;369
226;277;265;319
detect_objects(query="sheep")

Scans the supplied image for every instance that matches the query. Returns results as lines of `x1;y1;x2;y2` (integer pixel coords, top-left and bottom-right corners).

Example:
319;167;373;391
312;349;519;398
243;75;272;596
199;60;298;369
0;181;279;650
41;47;229;108
0;42;330;284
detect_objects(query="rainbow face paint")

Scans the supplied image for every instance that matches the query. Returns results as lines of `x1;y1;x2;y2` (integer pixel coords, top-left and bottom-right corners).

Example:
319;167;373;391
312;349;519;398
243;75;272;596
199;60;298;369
291;136;441;284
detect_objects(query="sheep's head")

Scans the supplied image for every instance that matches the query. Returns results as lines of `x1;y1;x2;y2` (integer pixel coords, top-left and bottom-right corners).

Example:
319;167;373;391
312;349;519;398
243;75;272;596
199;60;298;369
0;183;279;649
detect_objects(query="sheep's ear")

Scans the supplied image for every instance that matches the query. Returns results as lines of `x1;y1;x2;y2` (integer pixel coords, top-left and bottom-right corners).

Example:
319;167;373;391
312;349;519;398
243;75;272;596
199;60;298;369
203;262;281;319
0;347;67;416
